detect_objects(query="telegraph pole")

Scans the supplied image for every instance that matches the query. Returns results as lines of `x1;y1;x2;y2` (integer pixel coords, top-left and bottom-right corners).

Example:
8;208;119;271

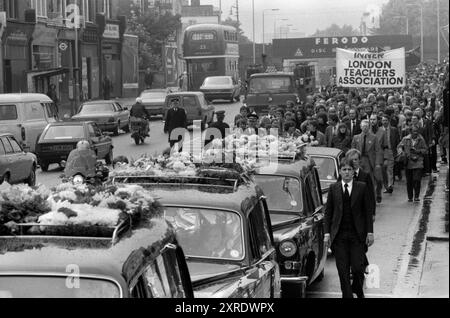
236;0;239;27
437;0;441;63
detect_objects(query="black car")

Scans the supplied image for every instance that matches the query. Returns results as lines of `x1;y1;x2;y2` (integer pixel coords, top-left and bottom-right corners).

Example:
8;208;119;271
254;155;327;297
36;121;113;172
111;162;281;298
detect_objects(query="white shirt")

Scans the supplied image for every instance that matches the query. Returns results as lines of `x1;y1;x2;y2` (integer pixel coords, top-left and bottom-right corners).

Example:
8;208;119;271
341;180;353;196
354;169;360;180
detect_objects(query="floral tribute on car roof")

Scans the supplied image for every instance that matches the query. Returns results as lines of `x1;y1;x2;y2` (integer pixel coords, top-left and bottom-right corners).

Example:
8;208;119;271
0;182;162;236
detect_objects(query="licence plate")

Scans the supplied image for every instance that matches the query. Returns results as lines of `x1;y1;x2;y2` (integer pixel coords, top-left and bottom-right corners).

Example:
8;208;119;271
52;145;74;152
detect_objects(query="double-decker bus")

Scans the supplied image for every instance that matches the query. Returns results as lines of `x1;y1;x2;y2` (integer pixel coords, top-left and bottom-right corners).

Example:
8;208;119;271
183;24;240;91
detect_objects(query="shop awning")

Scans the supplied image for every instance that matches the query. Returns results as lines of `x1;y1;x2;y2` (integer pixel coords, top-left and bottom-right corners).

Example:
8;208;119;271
27;67;71;79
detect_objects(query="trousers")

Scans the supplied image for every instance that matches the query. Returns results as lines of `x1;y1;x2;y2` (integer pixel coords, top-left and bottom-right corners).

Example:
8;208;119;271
405;168;423;200
332;230;366;298
382;152;395;189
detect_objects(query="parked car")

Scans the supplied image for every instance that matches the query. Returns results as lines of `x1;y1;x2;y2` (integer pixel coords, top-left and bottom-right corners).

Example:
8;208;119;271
36;121;114;172
200;76;241;103
112;165;281;298
72;100;130;136
306;147;345;198
0;133;37;186
0;94;59;153
0;210;194;298
253;155;327;298
139;89;170;118
164;92;215;130
244;73;300;115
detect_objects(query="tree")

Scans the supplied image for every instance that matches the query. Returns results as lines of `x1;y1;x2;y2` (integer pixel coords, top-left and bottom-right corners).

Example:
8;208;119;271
311;24;360;37
118;0;182;70
221;17;252;44
377;0;449;37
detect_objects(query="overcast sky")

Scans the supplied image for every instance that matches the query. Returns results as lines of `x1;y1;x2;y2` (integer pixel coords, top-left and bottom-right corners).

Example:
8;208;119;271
201;0;389;42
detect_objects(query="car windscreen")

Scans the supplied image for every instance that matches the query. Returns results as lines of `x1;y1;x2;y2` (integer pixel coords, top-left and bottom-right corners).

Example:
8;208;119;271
249;77;292;94
0;276;120;298
310;156;337;181
79;103;114;113
254;175;302;213
164;208;244;261
43;126;85;140
204;77;231;86
0;105;18;120
141;92;166;100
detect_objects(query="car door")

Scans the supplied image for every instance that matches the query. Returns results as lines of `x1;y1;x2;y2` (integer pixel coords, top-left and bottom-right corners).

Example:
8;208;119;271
23;102;48;152
0;136;18;182
306;171;326;282
115;102;129;126
7;136;29;181
246;202;280;298
0;139;8;180
94;123;111;158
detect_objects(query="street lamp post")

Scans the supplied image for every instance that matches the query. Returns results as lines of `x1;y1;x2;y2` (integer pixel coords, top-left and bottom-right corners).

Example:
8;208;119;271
263;8;279;55
274;18;288;40
406;3;424;63
252;0;255;64
393;15;409;35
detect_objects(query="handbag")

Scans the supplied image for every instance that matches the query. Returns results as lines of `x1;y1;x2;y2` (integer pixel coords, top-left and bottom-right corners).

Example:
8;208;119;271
395;152;408;166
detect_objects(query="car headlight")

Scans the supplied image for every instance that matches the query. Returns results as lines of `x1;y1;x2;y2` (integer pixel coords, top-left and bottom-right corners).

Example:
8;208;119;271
73;175;85;185
279;240;297;258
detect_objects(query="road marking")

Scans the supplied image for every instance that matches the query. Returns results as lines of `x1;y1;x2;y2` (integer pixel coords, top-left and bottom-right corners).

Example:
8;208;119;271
307;291;396;298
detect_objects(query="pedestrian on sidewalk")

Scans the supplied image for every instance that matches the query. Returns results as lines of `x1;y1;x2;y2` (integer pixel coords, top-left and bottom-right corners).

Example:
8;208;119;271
46;84;59;116
324;158;375;298
144;68;154;89
102;76;113;100
397;125;428;203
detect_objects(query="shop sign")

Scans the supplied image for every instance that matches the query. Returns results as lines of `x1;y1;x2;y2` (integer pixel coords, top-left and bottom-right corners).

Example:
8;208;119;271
103;24;120;39
59;42;69;51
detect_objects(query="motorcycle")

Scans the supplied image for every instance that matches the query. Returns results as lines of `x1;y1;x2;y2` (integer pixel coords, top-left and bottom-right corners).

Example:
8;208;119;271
130;116;150;145
61;148;110;186
61;161;110;186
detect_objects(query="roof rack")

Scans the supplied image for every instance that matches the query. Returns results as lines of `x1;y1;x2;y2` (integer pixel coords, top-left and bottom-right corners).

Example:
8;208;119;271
0;219;132;244
112;175;241;192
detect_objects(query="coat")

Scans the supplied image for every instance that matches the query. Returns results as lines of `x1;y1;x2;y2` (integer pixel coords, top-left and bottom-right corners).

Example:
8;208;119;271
324;181;374;246
382;126;401;159
397;134;428;170
325;125;339;147
331;134;352;153
312;131;327;147
345;119;362;137
164;108;187;136
352;132;383;172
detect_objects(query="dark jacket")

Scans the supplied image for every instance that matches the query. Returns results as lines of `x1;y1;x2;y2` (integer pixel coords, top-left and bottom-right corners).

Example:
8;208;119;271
324;181;374;246
331;134;352;153
383;126;401;158
345;119;362;137
352;132;383;171
164;108;187;134
354;169;376;215
130;103;150;119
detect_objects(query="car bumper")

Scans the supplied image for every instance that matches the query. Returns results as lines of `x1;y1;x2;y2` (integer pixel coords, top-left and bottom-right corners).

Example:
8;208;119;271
144;107;165;116
202;92;233;100
37;151;71;164
96;122;118;131
280;276;308;298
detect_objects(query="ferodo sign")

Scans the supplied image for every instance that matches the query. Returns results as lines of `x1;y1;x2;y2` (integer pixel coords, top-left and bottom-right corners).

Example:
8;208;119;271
336;47;406;88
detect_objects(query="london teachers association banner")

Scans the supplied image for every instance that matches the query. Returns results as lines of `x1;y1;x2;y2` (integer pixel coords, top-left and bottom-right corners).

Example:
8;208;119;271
336;47;406;88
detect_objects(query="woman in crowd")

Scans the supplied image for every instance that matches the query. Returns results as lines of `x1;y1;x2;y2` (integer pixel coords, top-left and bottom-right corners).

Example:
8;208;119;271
331;123;352;154
397;125;428;203
316;112;329;134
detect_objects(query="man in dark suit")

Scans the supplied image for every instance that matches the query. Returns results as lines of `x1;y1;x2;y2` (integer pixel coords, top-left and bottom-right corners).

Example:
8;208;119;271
164;98;187;148
352;120;383;203
345;108;362;138
324;158;375;298
381;115;400;193
325;114;340;147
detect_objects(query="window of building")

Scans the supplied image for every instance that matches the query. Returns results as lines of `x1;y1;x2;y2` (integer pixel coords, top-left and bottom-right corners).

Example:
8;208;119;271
97;0;111;18
2;0;19;18
47;0;63;19
32;0;48;17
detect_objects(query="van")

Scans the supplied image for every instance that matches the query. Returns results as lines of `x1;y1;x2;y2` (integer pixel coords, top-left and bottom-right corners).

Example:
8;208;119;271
0;94;59;153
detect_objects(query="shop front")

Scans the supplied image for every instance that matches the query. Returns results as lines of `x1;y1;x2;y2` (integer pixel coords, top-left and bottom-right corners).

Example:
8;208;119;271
101;22;122;99
81;26;100;100
27;23;62;95
2;21;34;93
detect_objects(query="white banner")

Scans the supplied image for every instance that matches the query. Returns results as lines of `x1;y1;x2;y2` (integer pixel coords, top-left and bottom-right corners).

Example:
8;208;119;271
336;47;406;88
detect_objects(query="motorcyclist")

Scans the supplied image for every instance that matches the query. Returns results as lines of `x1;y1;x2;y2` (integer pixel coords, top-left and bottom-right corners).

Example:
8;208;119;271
130;97;150;137
64;140;97;179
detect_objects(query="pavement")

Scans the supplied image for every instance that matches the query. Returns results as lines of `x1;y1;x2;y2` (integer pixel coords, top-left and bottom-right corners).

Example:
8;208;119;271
418;165;449;298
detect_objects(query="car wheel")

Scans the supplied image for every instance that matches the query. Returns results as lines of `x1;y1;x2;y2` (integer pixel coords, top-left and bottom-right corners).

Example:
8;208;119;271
123;121;130;133
113;123;120;136
40;162;49;172
26;166;36;187
105;148;114;165
1;173;10;185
